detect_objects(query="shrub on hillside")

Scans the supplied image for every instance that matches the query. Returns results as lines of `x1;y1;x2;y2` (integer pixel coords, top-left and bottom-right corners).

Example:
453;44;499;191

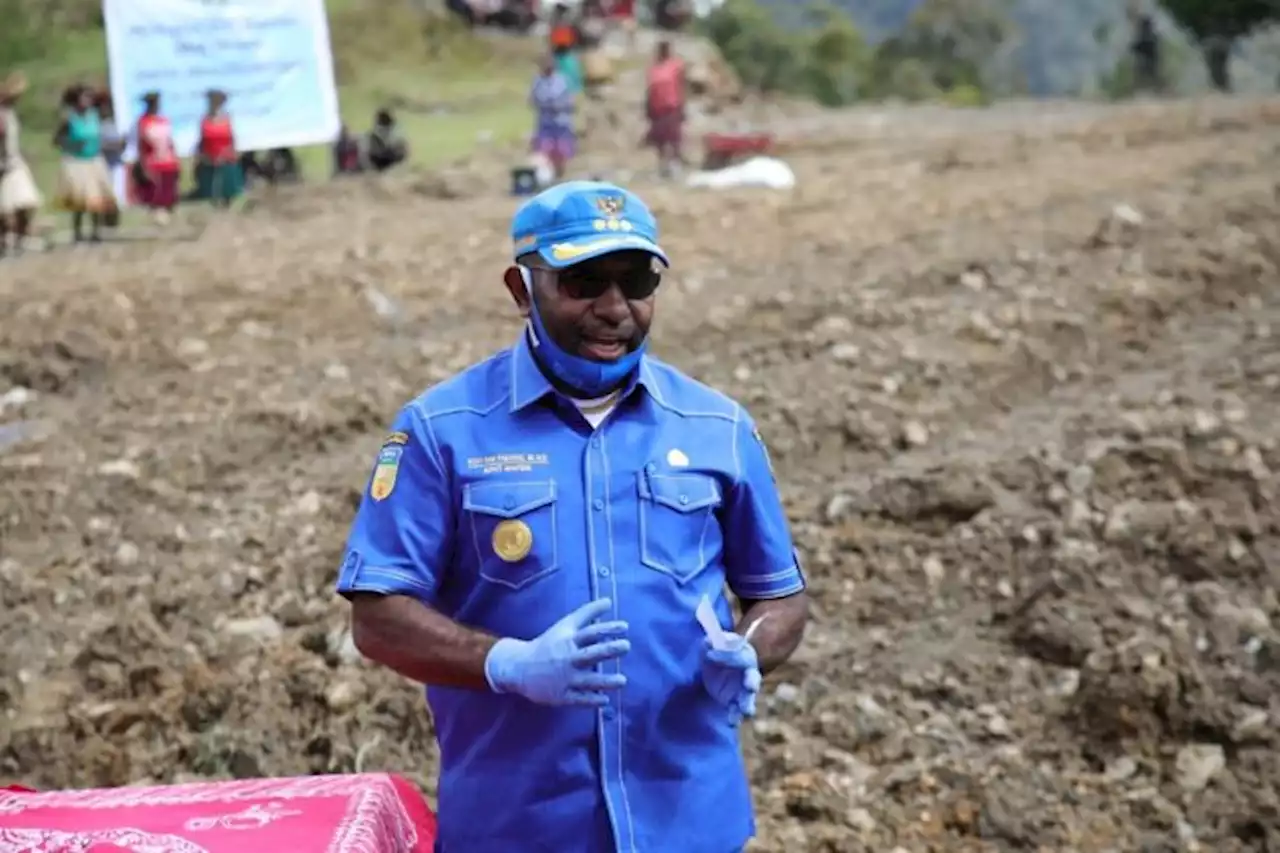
943;82;988;107
699;0;1000;106
698;0;810;94
803;6;871;106
699;0;870;105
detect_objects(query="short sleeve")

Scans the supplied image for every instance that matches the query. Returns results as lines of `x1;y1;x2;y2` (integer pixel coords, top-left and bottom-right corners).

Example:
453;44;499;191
720;411;806;601
336;403;454;605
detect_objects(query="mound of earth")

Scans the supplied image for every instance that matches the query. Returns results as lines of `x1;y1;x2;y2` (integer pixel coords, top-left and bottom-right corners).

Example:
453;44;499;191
1;95;1278;852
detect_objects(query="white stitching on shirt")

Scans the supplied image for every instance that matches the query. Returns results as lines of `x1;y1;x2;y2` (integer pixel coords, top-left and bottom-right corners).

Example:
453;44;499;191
348;565;435;597
697;507;714;570
730;405;743;485
582;436;624;848
414;403;449;476
598;430;639;853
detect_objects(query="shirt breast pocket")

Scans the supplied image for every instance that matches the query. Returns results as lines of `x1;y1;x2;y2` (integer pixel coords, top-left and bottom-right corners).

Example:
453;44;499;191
463;480;559;591
637;471;723;583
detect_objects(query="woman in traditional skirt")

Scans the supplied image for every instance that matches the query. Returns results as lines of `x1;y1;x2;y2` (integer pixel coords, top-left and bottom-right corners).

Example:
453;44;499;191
645;41;687;179
52;84;117;244
0;71;42;257
134;91;181;225
194;90;244;207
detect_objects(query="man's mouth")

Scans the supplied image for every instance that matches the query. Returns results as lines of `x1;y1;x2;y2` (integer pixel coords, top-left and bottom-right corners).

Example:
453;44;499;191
581;338;627;360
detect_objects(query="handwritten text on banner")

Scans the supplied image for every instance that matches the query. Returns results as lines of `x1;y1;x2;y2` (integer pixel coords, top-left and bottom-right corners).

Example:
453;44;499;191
104;0;341;156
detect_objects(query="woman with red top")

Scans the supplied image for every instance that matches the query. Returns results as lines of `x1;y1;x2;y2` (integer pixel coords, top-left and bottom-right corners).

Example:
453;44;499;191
645;40;687;178
134;91;180;224
194;89;243;207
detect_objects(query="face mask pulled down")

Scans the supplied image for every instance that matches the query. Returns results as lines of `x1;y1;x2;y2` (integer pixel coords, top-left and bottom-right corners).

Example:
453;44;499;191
519;265;647;397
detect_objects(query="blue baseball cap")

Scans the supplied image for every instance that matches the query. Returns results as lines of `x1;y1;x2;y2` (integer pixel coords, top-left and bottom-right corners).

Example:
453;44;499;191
510;180;669;269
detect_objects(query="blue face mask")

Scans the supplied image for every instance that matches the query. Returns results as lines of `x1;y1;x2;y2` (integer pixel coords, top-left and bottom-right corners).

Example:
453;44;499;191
520;265;648;397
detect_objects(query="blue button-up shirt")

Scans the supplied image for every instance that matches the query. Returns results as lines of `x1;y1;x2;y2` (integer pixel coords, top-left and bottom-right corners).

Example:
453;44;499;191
337;332;805;853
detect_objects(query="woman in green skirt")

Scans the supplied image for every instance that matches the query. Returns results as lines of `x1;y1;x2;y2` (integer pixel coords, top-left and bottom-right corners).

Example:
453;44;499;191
194;89;243;206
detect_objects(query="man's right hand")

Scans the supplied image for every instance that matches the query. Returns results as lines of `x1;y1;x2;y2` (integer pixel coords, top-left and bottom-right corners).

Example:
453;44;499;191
484;598;630;706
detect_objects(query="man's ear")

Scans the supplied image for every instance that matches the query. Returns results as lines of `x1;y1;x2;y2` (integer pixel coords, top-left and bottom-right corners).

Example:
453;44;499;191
503;266;532;318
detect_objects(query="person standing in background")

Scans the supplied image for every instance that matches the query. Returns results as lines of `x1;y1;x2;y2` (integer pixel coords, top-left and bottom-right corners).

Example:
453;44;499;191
577;0;608;50
52;84;117;245
365;109;408;173
645;40;687;178
1130;14;1162;94
0;71;42;258
653;0;692;30
548;3;579;53
95;90;128;220
134;91;180;225
529;54;577;180
195;89;243;207
549;4;584;95
333;124;363;176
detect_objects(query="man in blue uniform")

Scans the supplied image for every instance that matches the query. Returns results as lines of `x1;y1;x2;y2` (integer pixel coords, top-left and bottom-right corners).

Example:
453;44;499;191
337;181;809;853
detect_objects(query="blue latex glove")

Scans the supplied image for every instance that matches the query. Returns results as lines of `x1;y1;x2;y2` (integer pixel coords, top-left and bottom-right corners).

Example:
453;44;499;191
700;635;763;725
485;598;630;707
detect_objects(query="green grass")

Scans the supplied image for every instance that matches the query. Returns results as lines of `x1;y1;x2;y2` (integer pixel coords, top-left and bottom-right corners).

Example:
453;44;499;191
5;0;538;217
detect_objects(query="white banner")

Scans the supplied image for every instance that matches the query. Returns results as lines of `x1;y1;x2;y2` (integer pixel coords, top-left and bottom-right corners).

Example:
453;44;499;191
103;0;340;156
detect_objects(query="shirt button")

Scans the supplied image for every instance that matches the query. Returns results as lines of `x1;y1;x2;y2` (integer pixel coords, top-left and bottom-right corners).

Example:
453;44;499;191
645;463;656;473
679;494;690;505
503;495;516;510
591;437;601;448
602;707;616;720
598;566;610;577
593;499;604;511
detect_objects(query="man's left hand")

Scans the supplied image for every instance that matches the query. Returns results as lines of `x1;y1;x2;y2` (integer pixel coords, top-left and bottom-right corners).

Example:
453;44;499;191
700;636;763;725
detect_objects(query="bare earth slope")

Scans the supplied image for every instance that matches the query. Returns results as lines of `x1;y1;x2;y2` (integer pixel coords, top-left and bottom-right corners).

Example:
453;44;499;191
2;96;1278;852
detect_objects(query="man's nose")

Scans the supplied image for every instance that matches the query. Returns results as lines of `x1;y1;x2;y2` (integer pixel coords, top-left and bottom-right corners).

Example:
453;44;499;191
591;283;631;322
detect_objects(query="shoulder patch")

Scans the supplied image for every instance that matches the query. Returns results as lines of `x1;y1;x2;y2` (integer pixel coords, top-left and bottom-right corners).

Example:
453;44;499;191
383;431;409;446
370;440;405;501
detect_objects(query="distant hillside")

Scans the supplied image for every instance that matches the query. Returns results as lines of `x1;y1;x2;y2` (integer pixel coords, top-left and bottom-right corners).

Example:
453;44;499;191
761;0;922;38
755;0;1280;95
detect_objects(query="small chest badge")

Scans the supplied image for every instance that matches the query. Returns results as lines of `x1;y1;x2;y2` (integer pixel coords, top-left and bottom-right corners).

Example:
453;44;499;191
493;519;534;562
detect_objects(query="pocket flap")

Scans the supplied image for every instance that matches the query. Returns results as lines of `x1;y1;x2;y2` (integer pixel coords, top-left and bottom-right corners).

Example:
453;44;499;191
464;480;557;518
640;472;721;513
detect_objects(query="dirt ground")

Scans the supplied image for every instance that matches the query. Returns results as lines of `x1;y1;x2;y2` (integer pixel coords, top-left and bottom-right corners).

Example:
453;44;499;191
2;93;1279;852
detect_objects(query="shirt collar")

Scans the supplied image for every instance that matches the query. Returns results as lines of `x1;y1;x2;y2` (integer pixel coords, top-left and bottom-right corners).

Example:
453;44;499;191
508;328;660;413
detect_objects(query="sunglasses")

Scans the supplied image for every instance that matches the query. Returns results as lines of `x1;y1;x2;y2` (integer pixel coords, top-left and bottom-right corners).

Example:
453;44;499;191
531;263;662;301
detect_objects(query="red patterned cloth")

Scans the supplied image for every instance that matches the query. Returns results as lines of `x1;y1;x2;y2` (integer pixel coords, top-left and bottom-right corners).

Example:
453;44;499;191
0;774;437;853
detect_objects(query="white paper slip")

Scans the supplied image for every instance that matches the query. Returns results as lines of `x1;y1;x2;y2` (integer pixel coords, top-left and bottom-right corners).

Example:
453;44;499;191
696;594;731;650
696;594;768;651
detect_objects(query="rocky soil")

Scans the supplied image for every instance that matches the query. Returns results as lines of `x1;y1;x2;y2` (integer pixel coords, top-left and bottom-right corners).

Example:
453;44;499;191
1;94;1278;852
